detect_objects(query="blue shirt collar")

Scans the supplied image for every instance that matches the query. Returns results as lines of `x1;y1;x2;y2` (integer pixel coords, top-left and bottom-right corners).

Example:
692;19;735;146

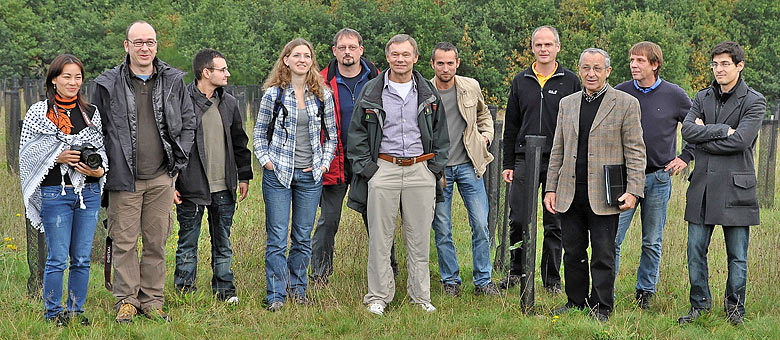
633;77;662;94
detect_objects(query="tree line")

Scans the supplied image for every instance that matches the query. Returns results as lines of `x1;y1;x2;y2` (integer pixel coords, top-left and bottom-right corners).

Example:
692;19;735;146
2;0;778;105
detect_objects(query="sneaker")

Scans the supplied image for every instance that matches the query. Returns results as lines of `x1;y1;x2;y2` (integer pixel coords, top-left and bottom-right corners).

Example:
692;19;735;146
418;302;437;313
141;307;171;322
498;274;522;290
677;307;709;324
225;296;239;305
47;311;69;327
115;303;137;324
268;301;284;312
367;303;384;316
442;283;461;296
635;290;654;309
475;282;504;296
66;312;90;326
544;283;562;295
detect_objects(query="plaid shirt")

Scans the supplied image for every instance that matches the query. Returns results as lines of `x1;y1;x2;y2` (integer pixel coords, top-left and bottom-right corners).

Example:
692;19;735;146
253;84;337;188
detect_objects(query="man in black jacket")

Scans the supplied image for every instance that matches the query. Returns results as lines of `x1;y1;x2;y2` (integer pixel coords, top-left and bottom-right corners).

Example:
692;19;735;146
93;21;196;323
501;26;580;292
173;48;252;304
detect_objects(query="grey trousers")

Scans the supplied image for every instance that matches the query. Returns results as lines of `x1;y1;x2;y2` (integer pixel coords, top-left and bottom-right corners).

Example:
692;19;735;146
107;173;175;311
364;159;436;307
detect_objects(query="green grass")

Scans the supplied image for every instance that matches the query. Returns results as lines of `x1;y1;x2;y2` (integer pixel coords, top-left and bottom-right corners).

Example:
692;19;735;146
1;110;779;339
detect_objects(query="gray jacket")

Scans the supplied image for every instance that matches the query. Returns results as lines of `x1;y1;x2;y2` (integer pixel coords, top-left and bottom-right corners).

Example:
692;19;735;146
681;78;766;226
93;56;196;192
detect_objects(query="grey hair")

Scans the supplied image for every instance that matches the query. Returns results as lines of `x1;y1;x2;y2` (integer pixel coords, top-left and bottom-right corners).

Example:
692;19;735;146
579;48;611;68
531;25;560;45
385;34;419;57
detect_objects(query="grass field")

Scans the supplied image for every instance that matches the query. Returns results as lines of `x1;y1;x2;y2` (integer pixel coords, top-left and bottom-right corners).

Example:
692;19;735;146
0;106;779;339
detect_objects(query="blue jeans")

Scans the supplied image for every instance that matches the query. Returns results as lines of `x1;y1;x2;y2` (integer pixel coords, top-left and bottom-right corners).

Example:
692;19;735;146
174;190;236;299
432;163;492;287
687;223;749;315
615;169;671;293
40;183;101;319
263;168;322;303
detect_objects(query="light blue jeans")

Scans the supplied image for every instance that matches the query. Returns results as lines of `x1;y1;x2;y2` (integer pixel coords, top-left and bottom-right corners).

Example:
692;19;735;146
262;168;322;304
40;183;101;319
615;169;671;293
431;163;492;287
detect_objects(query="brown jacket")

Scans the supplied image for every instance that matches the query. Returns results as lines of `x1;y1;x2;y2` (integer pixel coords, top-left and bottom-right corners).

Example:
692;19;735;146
432;75;495;177
545;86;646;215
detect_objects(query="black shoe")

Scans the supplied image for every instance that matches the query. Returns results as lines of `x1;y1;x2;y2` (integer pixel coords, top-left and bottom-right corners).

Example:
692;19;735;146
66;312;90;326
498;274;522;290
442;283;461;297
635;290;654;309
544;283;562;295
727;311;744;325
591;310;610;323
474;282;504;296
678;307;709;324
47;312;69;327
552;302;582;316
176;285;197;295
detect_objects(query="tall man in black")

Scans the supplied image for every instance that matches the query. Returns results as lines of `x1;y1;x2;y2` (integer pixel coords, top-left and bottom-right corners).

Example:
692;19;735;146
501;26;580;292
679;41;766;326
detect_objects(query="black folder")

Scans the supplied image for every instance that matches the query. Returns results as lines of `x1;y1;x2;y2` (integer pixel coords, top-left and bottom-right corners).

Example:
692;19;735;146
604;164;627;207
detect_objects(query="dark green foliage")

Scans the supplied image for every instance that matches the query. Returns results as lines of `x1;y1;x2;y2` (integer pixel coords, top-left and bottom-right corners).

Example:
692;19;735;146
1;0;778;102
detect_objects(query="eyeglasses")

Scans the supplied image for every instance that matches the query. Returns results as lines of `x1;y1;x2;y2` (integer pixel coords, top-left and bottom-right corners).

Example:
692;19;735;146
579;65;605;73
710;61;733;69
336;45;360;52
127;39;157;48
208;67;229;73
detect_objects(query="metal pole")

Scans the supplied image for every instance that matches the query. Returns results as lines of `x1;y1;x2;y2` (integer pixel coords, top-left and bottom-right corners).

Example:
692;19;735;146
520;135;546;314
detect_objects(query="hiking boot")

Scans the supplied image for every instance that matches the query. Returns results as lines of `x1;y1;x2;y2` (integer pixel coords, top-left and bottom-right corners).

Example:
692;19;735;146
544;283;562;294
678;307;709;324
727;311;744;325
442;283;461;297
142;307;171;322
475;282;504;296
115;303;137;324
268;301;284;312
635;290;654;309
498;274;522;290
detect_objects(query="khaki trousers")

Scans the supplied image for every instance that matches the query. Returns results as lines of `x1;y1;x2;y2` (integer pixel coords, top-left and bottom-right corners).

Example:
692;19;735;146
364;159;436;307
107;173;175;311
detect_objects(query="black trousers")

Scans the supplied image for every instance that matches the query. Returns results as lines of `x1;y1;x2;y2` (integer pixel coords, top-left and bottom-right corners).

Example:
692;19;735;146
559;185;618;315
508;159;562;287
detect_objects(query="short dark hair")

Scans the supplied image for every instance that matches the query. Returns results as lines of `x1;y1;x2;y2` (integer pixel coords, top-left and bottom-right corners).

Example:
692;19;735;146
125;20;152;40
332;28;363;46
711;41;745;64
192;48;225;81
431;42;458;60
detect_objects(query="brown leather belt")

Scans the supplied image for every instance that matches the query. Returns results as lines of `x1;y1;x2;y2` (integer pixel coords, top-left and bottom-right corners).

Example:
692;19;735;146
378;153;434;166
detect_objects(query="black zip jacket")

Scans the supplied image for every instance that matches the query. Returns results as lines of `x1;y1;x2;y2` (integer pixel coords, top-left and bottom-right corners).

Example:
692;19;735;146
175;82;253;205
93;56;196;192
502;63;580;169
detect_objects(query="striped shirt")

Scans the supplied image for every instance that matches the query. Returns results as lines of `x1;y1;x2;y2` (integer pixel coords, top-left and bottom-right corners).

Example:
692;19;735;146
253;84;337;188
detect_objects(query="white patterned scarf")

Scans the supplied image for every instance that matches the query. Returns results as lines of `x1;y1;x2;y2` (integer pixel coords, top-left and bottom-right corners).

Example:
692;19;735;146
19;100;108;232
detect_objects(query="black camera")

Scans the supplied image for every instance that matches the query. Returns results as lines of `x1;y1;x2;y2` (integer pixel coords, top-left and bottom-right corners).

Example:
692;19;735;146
71;144;103;170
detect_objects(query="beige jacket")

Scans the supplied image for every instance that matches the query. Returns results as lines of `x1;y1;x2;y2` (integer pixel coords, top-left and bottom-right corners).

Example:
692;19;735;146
546;86;646;215
432;75;495;177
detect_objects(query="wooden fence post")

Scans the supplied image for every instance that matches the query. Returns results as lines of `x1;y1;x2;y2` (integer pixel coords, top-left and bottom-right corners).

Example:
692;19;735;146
6;77;22;174
758;103;778;207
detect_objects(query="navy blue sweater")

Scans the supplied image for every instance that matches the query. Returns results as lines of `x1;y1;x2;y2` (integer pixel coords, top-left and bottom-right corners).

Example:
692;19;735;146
615;79;693;173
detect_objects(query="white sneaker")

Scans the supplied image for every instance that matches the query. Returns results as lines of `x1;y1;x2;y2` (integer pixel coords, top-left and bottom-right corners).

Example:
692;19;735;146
419;302;437;313
226;296;239;304
367;303;384;316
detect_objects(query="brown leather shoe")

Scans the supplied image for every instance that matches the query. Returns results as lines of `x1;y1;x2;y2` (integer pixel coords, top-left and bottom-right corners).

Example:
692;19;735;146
115;303;137;324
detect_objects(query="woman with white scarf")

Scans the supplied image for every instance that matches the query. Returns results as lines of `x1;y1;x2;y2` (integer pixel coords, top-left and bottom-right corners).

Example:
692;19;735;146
19;54;107;326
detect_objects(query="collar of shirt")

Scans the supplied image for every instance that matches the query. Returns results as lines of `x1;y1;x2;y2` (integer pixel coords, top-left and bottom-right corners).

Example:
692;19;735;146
633;77;662;94
383;71;417;92
583;83;610;103
532;61;558;87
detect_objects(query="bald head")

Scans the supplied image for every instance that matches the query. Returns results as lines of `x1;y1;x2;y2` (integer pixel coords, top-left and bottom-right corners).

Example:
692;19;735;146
124;21;158;74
